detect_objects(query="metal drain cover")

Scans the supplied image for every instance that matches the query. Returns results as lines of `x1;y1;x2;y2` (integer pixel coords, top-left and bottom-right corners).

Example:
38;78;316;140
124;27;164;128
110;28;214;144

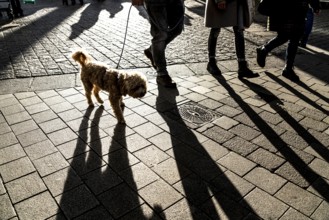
179;102;217;125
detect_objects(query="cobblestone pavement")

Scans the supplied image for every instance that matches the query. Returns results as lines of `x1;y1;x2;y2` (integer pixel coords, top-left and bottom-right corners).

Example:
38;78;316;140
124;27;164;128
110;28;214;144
1;0;329;220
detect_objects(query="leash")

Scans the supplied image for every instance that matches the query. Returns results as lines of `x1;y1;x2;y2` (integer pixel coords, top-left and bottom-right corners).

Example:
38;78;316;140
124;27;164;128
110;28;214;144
116;4;133;69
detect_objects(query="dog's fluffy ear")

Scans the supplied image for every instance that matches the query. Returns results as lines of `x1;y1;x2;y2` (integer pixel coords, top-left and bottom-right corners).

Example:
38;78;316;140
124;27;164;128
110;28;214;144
71;49;91;66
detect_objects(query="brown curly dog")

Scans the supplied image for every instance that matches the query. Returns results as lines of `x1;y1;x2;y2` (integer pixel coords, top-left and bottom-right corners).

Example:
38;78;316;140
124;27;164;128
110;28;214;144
72;49;148;124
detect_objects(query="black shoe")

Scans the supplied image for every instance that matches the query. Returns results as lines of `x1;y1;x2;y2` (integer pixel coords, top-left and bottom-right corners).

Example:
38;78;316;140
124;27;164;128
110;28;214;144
299;43;306;48
282;68;300;82
156;75;176;88
207;61;221;75
256;46;267;68
144;48;156;69
238;61;259;78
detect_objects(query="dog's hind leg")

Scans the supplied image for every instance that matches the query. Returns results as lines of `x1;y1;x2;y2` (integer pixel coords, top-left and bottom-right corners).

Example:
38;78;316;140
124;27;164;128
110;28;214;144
82;81;94;106
109;95;125;124
93;86;104;104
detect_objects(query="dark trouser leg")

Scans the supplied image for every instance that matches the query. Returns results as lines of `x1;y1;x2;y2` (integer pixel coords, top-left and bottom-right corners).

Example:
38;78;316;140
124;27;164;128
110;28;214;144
286;34;301;69
208;28;220;60
233;26;246;62
264;31;289;53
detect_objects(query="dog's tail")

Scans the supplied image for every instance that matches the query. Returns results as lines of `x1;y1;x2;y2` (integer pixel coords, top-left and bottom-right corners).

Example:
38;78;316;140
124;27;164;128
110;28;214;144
71;49;91;67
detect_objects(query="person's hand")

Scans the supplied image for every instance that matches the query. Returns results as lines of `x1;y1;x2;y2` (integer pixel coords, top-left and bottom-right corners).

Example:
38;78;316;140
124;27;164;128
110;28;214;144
132;0;143;6
217;1;226;10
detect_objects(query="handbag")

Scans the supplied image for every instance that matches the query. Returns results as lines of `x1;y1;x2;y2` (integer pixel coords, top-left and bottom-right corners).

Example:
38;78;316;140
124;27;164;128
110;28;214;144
257;0;275;16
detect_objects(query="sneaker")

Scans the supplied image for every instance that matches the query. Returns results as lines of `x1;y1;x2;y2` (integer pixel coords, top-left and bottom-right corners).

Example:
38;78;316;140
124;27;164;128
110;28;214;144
256;46;267;67
144;48;156;69
156;75;176;88
207;61;222;75
282;68;300;82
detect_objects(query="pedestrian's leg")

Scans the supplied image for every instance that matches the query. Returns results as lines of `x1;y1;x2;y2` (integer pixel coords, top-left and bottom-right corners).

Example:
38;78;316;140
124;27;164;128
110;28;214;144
282;33;301;82
257;31;288;67
206;28;222;75
234;26;258;78
145;2;176;87
300;8;314;47
166;0;184;45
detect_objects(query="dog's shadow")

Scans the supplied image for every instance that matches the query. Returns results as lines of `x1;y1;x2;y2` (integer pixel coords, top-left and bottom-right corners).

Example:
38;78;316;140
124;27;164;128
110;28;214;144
57;105;163;219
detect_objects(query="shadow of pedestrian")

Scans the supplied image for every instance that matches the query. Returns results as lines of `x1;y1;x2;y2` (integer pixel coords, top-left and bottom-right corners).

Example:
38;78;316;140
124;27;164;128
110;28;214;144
155;85;258;219
231;77;329;201
57;105;164;219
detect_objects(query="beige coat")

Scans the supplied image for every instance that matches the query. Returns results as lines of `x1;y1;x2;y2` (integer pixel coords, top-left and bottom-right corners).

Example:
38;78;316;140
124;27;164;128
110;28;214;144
204;0;255;28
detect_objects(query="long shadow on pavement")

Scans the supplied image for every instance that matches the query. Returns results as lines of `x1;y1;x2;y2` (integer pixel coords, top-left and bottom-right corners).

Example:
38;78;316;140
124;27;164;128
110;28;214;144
236;78;329;201
156;86;258;219
57;106;162;219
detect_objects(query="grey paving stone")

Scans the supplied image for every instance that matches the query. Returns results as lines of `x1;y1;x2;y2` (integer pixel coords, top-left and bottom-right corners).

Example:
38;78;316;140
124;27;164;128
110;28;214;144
47;127;78;146
0;96;19;109
0;177;5;195
211;170;254;201
217;152;256;176
118;133;151;153
275;182;322;216
152;158;191;185
0;194;16;220
37;90;58;99
120;203;162;220
148;132;180;151
280;208;310;220
83;165;122;195
258;110;283;125
105;148;140;172
0;144;26;165
275;162;318;188
199;139;229;161
311;201;329;220
244;167;286;195
4;111;31;125
10;120;39;136
56;185;99;219
40;118;67;134
58;108;84;122
173;173;216;206
14;191;58;220
212;116;239;130
299;117;328;132
69;151;106;175
33;152;69;177
15;92;35;100
65;93;86;104
229;124;261;141
0;104;25;116
31;109;58;124
242;188;288;220
24;140;58;161
309;158;329;180
133;122;163;139
139;179;183;210
123;113;148;128
0;157;35;183
43;167;82;197
99;183;144;219
280;130;309;150
162;198;210;220
0;122;11;135
43;95;66;106
6;172;47;204
198;98;223;110
223;136;258;157
26;102;49;115
19;96;42;107
200;191;249;220
133;145;170;168
74;206;113;220
57;139;90;160
17;129;48;147
216;105;242;117
247;148;285;171
203;126;235;144
50;101;75;114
